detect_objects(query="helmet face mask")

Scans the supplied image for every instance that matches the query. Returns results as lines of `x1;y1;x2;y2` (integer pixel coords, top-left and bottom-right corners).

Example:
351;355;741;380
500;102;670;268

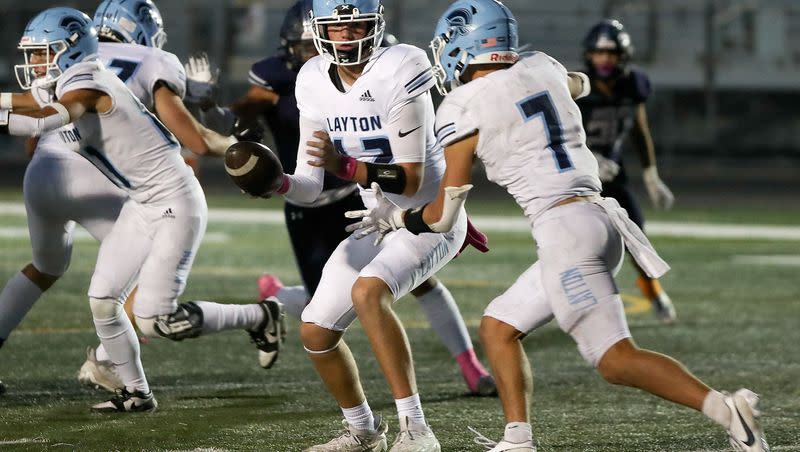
310;1;385;66
430;0;518;95
14;7;98;90
93;0;167;49
583;19;632;80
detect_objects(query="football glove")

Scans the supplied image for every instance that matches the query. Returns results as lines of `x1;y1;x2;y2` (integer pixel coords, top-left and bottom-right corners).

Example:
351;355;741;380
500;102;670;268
345;182;405;246
643;166;675;210
232;118;265;143
593;152;620;182
184;52;219;107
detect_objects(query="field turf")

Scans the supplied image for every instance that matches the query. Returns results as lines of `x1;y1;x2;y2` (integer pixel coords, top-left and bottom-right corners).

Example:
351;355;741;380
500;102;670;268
0;192;798;451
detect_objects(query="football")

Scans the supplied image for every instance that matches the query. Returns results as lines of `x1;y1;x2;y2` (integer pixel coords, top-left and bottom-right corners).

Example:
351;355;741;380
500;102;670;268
225;141;284;197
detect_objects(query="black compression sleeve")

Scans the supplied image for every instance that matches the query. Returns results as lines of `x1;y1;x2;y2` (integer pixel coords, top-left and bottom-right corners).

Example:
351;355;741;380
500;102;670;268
404;206;433;235
363;162;407;194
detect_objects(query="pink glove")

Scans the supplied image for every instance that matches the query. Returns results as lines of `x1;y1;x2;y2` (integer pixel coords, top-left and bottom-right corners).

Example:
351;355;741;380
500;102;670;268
456;217;489;257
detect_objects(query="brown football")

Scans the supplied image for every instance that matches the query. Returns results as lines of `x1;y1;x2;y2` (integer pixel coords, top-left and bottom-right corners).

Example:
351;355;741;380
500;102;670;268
225;141;284;197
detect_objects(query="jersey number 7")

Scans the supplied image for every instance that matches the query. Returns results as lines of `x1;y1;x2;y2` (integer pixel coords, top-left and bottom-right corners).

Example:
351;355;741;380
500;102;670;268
517;92;574;172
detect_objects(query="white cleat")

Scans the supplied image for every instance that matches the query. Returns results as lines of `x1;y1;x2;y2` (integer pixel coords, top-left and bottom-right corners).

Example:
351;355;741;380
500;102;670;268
469;427;536;452
304;415;388;451
389;417;440;452
77;346;124;393
725;389;770;452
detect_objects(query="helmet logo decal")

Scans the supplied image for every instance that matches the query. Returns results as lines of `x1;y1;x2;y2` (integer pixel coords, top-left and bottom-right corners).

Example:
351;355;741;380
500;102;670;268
446;8;473;36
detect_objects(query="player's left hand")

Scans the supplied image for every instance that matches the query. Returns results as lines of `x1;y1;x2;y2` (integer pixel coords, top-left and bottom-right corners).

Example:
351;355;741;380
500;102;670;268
642;166;674;210
345;182;405;246
184;52;219;108
306;130;342;173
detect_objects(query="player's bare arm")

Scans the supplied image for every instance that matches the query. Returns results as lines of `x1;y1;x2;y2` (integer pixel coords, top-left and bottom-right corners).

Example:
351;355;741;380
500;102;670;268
1;89;109;136
229;85;279;122
153;82;234;157
1;91;39;112
632;103;674;209
421;133;478;226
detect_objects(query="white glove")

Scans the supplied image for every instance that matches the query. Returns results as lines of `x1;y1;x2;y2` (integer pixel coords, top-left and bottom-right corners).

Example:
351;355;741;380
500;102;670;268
642;166;674;210
593;152;620;182
184;52;219;105
344;182;405;246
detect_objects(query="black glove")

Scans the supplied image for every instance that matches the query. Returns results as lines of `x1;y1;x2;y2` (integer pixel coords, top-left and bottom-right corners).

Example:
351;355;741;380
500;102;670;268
232;119;265;143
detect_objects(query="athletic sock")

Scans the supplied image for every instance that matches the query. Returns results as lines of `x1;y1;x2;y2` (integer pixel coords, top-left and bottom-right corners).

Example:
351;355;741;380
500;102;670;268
702;390;732;428
192;301;265;333
95;343;110;362
342;400;376;432
0;271;44;340
276;285;309;320
416;282;471;356
395;393;426;426
90;298;148;393
504;422;532;444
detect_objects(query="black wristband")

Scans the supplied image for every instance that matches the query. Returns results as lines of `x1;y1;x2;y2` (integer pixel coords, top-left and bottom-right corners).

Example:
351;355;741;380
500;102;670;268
404;206;433;235
364;162;407;194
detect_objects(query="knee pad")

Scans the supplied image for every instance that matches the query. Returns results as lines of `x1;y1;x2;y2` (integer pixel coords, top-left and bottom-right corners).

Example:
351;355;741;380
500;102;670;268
89;297;123;319
137;302;204;341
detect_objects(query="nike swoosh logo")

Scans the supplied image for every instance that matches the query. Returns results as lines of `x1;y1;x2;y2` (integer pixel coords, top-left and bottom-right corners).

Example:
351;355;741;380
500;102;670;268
735;406;756;447
398;126;422;138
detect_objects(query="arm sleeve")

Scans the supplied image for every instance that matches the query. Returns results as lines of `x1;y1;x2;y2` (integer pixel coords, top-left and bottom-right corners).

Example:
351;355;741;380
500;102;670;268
629;69;652;103
248;57;293;96
384;91;430;164
434;95;479;148
284;115;324;204
2;104;71;137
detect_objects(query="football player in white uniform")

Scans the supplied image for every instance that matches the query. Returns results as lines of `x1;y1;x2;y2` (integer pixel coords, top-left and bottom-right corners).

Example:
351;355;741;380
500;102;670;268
1;6;284;412
350;1;770;451
190;0;495;398
273;0;462;449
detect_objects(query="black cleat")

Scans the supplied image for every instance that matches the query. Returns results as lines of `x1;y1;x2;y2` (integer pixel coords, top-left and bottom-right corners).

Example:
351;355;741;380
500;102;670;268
91;388;157;413
250;296;286;369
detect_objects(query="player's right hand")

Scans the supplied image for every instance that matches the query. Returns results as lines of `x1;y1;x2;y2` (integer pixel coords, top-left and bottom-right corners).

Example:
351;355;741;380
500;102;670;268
345;182;405;246
184;52;219;108
593;152;620;182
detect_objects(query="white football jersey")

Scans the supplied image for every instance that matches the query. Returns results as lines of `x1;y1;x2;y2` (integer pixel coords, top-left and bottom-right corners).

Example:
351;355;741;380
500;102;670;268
55;60;193;203
295;44;442;210
97;42;186;110
435;52;602;222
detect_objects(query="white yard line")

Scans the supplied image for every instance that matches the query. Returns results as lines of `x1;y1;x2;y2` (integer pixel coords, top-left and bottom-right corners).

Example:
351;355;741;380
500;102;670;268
0;226;229;243
1;201;798;241
732;254;800;266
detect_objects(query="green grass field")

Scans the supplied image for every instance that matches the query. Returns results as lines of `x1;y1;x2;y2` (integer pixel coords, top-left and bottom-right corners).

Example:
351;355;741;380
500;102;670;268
0;192;798;451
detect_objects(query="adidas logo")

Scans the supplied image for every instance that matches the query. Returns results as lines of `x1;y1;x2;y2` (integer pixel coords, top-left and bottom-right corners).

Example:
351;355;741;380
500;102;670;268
359;90;375;102
162;208;175;218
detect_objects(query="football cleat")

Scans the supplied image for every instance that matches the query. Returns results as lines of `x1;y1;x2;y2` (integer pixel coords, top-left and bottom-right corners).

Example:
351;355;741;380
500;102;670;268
78;346;124;393
389;417;440;452
257;273;284;300
304;415;388;452
91;388;157;413
469;427;536;452
636;276;677;324
251;296;286;369
0;379;6;395
473;374;498;397
725;389;770;452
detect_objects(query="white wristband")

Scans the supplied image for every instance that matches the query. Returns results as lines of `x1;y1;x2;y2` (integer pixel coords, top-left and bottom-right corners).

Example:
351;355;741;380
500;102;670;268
46;102;71;125
0;93;13;110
